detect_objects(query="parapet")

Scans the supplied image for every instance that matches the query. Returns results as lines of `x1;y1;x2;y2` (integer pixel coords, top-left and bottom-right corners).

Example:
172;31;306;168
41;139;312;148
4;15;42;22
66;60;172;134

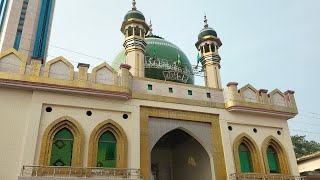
224;82;298;118
0;49;132;99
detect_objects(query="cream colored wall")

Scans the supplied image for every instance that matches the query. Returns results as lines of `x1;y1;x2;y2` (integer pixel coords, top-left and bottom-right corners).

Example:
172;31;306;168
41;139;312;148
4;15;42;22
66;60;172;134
0;85;299;179
133;78;224;103
220;112;299;176
298;157;320;173
30;91;141;168
0;88;33;180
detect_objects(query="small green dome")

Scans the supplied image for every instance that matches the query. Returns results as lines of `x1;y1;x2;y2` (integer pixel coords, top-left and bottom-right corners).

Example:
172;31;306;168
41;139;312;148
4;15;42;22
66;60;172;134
198;27;217;40
112;36;194;85
124;10;145;21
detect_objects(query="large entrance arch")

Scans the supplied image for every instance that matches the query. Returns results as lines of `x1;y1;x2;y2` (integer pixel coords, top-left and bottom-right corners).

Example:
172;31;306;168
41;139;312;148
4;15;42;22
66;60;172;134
151;129;212;180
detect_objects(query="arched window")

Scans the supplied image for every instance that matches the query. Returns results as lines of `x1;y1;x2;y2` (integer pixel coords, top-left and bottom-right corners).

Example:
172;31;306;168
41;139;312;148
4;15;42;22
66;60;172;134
204;44;210;53
211;44;216;52
50;128;74;166
267;146;280;173
97;131;117;167
238;143;253;173
134;26;140;36
128;26;133;36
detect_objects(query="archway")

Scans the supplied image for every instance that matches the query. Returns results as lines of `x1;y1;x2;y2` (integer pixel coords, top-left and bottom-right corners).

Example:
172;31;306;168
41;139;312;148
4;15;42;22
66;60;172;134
151;129;212;180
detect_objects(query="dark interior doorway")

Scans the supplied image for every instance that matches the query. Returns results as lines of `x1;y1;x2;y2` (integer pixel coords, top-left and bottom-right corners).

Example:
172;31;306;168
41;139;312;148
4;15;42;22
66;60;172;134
151;129;212;180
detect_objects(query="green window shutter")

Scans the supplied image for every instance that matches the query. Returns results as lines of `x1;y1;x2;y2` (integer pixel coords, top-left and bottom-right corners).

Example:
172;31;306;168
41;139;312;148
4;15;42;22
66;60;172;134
267;146;279;173
97;131;117;167
238;143;253;173
148;84;153;90
169;87;173;93
50;128;74;166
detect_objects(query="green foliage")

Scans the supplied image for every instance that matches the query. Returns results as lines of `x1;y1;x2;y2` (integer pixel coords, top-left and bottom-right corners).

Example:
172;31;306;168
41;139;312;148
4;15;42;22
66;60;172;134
291;135;320;158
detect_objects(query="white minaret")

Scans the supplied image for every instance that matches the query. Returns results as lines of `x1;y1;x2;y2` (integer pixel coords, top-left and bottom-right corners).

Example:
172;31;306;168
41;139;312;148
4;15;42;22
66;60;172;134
0;0;56;64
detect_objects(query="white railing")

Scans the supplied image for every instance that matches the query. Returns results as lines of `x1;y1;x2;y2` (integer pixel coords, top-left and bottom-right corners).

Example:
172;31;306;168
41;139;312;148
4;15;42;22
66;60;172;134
20;166;143;179
229;173;306;180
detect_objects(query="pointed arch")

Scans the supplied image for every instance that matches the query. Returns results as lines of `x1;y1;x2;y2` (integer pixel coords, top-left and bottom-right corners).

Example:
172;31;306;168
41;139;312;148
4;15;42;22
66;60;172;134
233;133;263;173
88;119;128;168
261;136;291;174
39;116;84;166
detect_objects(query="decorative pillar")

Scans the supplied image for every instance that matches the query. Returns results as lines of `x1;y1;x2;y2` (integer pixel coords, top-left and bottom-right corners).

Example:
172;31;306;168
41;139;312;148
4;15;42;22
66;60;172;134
29;58;42;76
227;82;239;101
77;63;89;81
285;90;297;108
259;89;269;104
120;63;132;89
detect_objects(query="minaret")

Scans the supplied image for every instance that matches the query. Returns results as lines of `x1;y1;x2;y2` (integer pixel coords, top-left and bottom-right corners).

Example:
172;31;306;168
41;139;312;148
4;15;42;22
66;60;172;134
0;0;55;64
195;16;222;89
121;0;149;77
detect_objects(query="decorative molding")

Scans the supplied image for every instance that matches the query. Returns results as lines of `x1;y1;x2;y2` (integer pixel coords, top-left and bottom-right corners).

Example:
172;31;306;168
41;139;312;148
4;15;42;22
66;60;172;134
0;75;131;99
87;119;128;168
39;116;84;167
140;107;227;180
133;92;225;109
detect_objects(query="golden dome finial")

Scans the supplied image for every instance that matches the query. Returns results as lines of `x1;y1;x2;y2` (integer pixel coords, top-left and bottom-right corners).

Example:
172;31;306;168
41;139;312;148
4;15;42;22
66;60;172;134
148;19;153;36
132;0;137;10
204;14;208;28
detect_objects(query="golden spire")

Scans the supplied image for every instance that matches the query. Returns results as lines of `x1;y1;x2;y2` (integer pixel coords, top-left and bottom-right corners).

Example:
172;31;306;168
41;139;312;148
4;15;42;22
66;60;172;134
132;0;137;10
204;15;208;28
148;19;153;36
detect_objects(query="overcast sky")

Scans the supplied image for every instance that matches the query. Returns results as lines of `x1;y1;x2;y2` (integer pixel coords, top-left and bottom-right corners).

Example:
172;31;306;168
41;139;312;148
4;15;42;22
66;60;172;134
48;0;320;142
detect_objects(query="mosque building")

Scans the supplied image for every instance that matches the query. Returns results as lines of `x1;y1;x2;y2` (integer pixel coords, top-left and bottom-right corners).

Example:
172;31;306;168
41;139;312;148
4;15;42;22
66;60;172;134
0;0;303;180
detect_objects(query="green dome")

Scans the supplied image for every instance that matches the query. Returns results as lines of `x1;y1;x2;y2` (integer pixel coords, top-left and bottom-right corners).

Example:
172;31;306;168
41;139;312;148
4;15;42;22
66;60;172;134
198;27;217;40
124;10;145;21
112;36;194;85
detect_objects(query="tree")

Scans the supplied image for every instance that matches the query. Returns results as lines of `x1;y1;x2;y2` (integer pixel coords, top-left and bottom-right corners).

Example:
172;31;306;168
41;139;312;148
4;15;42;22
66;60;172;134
291;135;320;158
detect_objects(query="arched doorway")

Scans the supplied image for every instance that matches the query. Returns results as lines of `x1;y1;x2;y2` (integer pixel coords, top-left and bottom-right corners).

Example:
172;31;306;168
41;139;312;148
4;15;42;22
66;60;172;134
151;129;212;180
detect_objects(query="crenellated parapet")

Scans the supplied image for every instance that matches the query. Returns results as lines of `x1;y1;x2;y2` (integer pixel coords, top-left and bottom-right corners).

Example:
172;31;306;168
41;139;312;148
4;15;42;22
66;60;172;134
224;82;298;118
0;49;132;99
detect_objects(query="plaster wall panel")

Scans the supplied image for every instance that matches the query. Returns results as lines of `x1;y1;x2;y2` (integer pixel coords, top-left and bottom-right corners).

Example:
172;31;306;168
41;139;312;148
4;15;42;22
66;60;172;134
0;88;33;180
95;67;115;85
48;61;70;80
0;53;22;73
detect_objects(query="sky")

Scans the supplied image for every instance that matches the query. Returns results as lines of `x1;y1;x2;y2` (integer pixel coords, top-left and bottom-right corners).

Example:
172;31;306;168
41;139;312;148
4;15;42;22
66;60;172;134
48;0;320;142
